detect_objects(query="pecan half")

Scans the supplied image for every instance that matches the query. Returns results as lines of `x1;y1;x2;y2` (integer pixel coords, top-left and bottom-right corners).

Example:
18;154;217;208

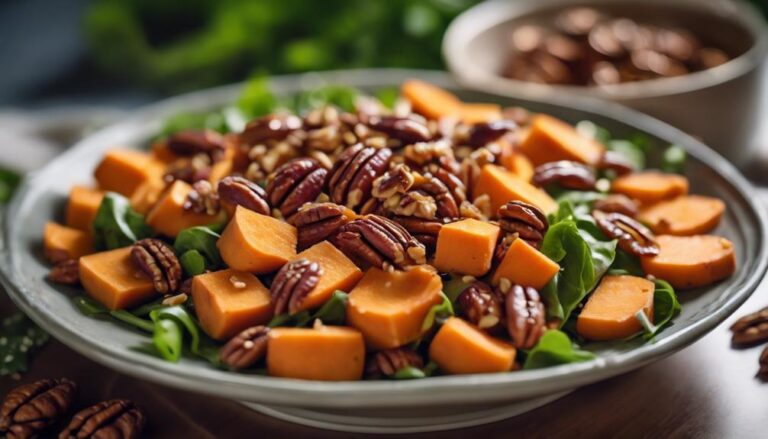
183;180;220;215
498;201;549;248
418;174;460;220
333;215;426;268
371;164;415;199
505;284;546;349
404;140;460;175
163;154;212;184
290;202;350;249
217;175;271;216
270;259;323;315
392;216;443;249
265;158;328;218
240;115;302;146
593;194;639;218
327;144;392;211
0;378;77;439
432;167;467;205
468;120;517;147
59;399;145;439
458;281;504;331
598;151;635;176
731;306;768;347
220;325;270;370
533;161;597;190
759;345;768;380
48;259;80;285
131;238;182;295
367;116;431;145
167;130;226;161
593;210;659;257
365;348;424;378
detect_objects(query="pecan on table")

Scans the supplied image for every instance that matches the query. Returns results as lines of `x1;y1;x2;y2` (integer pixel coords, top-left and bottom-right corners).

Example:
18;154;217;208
468;120;517;148
730;306;768;347
0;378;77;439
59;399;145;439
365;348;424;378
166;129;226;161
593;210;659;257
239;114;303;146
458;281;504;332
392;216;443;249
217;175;271;216
131;238;182;295
366;115;432;145
759;346;768;380
533;161;597;190
326;144;392;211
333;215;426;269
265;158;328;219
498;201;549;249
183;180;220;215
270;259;323;315
593;194;639;218
48;259;80;285
598;151;635;176
220;325;270;370
505;284;546;349
289;202;351;249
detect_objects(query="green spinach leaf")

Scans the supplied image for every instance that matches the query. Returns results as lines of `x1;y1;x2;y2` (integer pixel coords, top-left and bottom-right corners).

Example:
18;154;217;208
640;279;680;339
0;169;21;204
93;192;153;250
268;291;349;327
661;145;686;174
523;330;595;370
420;293;454;333
174;226;223;268
180;250;207;277
237;75;278;119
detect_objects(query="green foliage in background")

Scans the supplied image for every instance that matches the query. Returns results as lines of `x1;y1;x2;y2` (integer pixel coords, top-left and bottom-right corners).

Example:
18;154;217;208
85;0;479;92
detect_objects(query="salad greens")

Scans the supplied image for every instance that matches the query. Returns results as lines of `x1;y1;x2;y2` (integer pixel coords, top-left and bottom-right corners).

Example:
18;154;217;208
661;145;687;174
420;293;455;333
174;225;224;273
0;169;21;204
523;330;595;370
93;192;154;250
268;291;349;328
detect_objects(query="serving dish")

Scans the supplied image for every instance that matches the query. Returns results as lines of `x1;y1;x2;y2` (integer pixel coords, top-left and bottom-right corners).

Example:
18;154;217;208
2;69;766;433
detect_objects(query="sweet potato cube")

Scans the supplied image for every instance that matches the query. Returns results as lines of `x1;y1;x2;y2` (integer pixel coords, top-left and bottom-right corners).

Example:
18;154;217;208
434;219;499;276
293;241;363;312
348;266;443;349
459;103;502;124
191;269;273;340
150;141;178;164
401;79;463;119
611;171;689;205
518;114;605;166
65;186;105;231
640;235;735;289
267;325;365;381
492;238;559;289
79;247;155;310
94;149;164;197
429;317;516;374
474;165;557;215
577;275;655;341
129;178;166;215
217;205;297;273
502;152;535;182
208;145;236;184
146;180;223;237
43;222;93;263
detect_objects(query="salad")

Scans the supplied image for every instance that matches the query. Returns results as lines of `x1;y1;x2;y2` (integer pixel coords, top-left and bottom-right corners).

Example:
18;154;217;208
43;78;735;380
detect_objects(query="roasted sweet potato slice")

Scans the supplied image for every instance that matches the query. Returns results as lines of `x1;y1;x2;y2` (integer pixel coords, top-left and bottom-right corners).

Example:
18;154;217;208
640;235;735;289
639;195;725;235
577;275;654;341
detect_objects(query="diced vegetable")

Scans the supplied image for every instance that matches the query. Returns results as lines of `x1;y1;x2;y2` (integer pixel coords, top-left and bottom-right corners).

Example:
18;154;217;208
429;317;516;374
640;235;736;289
434;219;500;277
217;206;297;273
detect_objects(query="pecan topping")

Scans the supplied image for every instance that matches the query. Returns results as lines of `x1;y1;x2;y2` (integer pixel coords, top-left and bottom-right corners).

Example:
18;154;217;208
366;348;424;378
505;284;546;349
327;144;392;211
730;306;768;347
217;175;271;216
593;210;659;257
367;116;431;145
48;259;80;285
432;167;467;205
392;216;443;249
468;120;517;147
458;281;504;331
498;201;549;248
533;161;597;190
240;115;302;146
131;238;182;295
167;130;226;161
183;180;220;215
289;202;350;249
333;215;426;268
598;151;635;176
459;148;495;198
0;378;77;439
220;325;270;370
265;158;328;218
593;194;639;218
164;154;212;184
270;259;323;315
59;399;145;439
372;164;415;199
403;140;459;175
760;345;768;380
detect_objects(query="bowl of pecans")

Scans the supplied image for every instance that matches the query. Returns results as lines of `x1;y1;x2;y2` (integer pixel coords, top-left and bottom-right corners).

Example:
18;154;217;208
443;0;768;166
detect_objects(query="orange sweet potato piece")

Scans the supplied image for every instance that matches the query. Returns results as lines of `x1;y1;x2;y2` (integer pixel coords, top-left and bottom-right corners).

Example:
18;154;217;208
217;205;297;273
150;141;178;164
146;180;224;237
576;275;655;341
492;238;560;289
611;171;689;205
429;317;516;374
267;325;365;381
502;152;535;182
640;235;736;289
638;195;725;236
65;186;105;231
348;266;443;349
79;247;155;310
129;178;166;215
94;149;165;197
474;165;557;214
401;80;462;120
459;103;502;124
518;114;605;166
434;219;500;276
43;222;93;263
292;241;363;312
191;269;273;340
208;145;236;184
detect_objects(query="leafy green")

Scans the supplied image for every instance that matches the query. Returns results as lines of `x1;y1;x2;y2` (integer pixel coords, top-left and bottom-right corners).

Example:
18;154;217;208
174;225;223;269
237;75;278;119
609;250;644;276
159;111;229;137
643;279;680;339
375;87;400;110
92;192;153;250
268;291;349;327
575;120;611;145
74;296;154;332
290;85;359;114
149;306;201;362
420;293;454;332
180;250;207;277
0;169;21;204
0;314;49;376
392;361;438;380
661;145;686;174
442;274;471;303
607;139;645;171
523;330;595;369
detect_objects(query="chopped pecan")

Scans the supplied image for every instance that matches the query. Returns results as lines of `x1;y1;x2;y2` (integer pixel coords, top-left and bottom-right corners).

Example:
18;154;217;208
404;140;460;175
593;194;640;218
0;378;77;439
163;154;212;184
593;210;659;257
59;399;145;439
131;238;182;295
218;175;270;215
533;161;596;190
48;259;80;285
459;147;496;199
265;158;328;219
371;164;415;199
183;180;220;215
432;167;467;205
220;325;270;370
759;345;768;380
468;120;517;147
270;259;323;315
598;151;635;176
417;174;460;220
392;216;443;249
240;115;302;146
366;348;424;378
367;116;431;145
333;215;426;269
505;284;546;349
167;130;226;161
327;144;392;211
458;281;504;331
731;306;768;347
498;201;549;248
290;202;350;249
